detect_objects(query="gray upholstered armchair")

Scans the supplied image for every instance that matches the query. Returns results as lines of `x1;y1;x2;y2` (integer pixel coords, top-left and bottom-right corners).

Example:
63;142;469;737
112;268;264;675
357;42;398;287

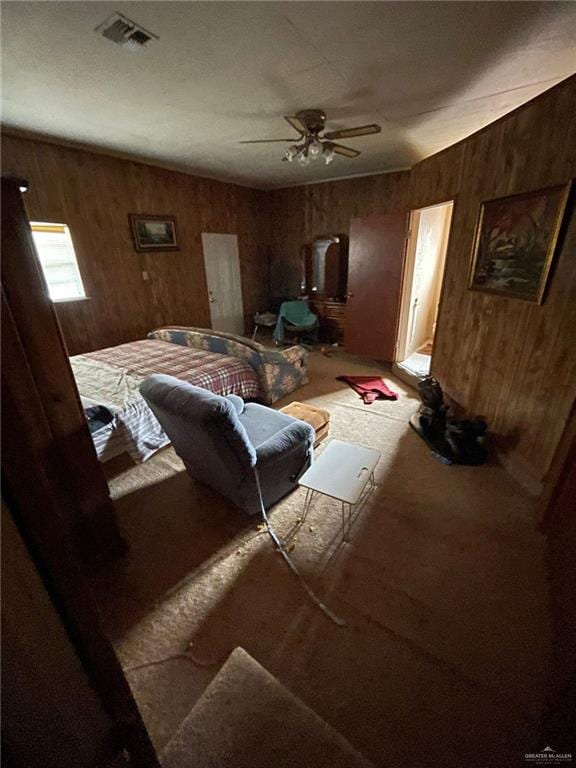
139;375;315;516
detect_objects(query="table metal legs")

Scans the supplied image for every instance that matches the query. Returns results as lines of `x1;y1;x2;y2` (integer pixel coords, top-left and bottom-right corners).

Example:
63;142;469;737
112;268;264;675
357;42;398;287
301;472;377;544
341;501;353;542
301;488;315;525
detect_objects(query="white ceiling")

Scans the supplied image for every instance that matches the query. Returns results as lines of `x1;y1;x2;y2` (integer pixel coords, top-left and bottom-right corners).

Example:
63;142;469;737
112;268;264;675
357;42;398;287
2;2;575;189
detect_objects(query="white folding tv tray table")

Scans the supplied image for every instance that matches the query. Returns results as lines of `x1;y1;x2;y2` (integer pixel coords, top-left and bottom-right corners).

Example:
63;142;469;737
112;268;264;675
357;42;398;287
298;438;381;542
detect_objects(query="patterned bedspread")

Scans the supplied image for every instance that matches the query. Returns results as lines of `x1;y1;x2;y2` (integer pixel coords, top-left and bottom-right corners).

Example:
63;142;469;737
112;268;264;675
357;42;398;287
71;339;260;463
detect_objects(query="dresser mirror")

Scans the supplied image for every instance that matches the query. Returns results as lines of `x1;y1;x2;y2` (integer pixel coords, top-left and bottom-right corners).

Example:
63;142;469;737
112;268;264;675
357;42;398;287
302;234;348;300
301;234;348;343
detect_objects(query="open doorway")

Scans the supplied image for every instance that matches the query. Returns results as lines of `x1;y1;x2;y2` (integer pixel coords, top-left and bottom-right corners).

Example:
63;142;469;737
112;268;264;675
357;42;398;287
395;200;453;383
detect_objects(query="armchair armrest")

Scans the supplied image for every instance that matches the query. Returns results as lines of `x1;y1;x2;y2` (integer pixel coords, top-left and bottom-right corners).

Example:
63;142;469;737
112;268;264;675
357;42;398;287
256;421;315;467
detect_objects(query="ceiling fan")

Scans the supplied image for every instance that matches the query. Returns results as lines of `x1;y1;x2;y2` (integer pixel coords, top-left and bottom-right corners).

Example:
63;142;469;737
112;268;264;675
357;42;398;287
239;109;381;166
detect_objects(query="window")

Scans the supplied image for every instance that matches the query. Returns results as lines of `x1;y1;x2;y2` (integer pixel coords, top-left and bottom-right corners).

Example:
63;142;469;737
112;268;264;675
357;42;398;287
30;222;87;302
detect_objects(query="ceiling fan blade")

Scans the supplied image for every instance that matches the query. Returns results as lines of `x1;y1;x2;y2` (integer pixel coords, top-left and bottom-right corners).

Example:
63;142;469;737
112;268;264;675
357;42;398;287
324;124;381;141
239;138;298;144
331;143;361;158
284;115;307;134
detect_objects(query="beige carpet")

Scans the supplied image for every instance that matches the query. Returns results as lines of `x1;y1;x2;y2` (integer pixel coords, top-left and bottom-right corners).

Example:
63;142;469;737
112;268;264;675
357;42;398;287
92;350;551;768
161;646;374;768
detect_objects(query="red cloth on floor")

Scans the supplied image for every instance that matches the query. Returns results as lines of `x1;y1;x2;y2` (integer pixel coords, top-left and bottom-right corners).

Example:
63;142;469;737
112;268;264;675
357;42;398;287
337;375;398;404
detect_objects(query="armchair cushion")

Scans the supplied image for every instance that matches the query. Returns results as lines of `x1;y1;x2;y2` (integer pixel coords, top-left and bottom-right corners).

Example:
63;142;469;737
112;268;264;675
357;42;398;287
238;402;296;448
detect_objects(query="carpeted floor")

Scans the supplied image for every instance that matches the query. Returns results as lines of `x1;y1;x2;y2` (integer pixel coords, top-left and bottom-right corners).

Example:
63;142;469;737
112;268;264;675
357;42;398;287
161;647;375;768
92;350;551;768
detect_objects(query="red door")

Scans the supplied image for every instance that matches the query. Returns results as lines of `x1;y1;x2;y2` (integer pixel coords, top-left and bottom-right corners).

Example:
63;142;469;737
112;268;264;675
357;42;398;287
344;212;409;360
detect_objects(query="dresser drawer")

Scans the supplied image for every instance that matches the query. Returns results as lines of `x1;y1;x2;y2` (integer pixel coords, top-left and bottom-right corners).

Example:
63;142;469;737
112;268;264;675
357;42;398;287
310;300;346;343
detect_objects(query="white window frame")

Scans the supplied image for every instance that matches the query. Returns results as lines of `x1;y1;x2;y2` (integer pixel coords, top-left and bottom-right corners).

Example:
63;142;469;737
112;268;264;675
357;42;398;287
30;221;88;303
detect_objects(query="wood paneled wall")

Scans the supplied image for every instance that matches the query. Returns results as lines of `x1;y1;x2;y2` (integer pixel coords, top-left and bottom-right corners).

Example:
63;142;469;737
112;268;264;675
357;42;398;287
2;77;574;485
267;170;410;296
2;135;269;354
267;76;576;486
414;80;576;489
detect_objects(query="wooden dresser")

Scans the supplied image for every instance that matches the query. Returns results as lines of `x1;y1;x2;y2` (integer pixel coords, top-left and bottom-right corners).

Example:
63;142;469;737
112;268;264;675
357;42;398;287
309;299;346;344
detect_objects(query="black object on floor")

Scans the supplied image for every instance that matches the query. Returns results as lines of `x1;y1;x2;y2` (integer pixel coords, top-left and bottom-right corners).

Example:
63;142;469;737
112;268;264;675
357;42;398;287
410;377;487;466
85;404;114;433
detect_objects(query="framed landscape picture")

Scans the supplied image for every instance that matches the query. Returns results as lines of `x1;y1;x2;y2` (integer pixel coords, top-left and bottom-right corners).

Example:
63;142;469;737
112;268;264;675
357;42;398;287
129;214;179;252
468;183;571;303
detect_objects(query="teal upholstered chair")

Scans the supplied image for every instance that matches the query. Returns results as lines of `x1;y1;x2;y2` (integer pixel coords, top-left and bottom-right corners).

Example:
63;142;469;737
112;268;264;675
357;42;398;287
273;300;319;345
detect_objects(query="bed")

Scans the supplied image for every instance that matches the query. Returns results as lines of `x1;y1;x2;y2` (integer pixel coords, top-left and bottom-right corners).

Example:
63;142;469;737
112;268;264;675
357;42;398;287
72;338;260;463
71;328;309;464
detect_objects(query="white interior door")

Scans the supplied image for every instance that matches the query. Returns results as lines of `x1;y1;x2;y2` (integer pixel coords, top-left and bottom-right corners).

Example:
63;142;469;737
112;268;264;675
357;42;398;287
201;233;244;335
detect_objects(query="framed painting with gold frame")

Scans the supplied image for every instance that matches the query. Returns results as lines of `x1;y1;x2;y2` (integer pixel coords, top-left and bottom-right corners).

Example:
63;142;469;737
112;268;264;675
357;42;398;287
468;183;571;304
129;214;179;252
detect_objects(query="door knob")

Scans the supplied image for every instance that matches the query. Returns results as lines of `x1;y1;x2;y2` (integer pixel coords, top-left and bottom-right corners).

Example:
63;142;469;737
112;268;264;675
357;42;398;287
347;292;354;299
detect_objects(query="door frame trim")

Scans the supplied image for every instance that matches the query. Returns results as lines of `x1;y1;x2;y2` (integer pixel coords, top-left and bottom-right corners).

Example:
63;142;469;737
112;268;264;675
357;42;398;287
395;199;455;364
395;209;421;362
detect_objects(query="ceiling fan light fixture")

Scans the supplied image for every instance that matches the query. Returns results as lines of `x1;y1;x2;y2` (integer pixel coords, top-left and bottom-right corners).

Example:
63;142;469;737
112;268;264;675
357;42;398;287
241;109;378;168
297;148;311;166
284;145;299;162
308;138;323;159
323;144;335;165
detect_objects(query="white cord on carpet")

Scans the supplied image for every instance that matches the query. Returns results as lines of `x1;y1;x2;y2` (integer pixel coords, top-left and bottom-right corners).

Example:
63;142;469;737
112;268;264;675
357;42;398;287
254;467;345;627
124;646;218;672
127;462;346;677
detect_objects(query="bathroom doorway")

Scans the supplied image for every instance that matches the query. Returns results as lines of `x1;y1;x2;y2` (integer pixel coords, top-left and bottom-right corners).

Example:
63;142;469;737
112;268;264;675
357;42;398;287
395;201;454;383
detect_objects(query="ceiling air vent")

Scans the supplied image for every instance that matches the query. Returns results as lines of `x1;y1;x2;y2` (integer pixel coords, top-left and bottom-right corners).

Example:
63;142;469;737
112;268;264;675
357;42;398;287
95;12;158;50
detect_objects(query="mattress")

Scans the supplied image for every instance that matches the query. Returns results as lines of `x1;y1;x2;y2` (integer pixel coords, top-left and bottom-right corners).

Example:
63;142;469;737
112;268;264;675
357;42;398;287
71;338;260;463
